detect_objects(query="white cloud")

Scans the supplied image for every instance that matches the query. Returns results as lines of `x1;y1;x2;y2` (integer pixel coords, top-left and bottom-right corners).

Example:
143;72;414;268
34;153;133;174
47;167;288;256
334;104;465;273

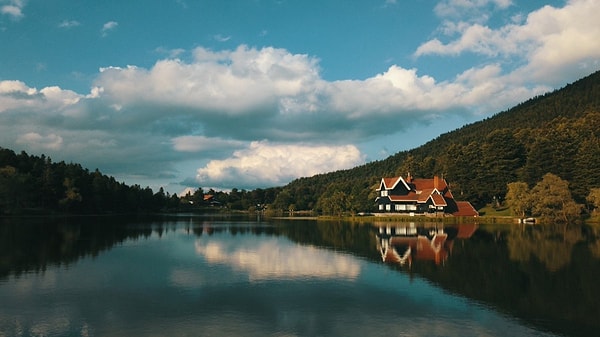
16;132;63;151
172;135;245;153
101;21;118;36
93;45;536;143
195;239;361;281
0;80;82;113
417;0;600;70
155;46;185;58
434;0;512;21
58;20;80;28
213;34;231;42
1;0;24;20
196;141;365;188
1;40;554;189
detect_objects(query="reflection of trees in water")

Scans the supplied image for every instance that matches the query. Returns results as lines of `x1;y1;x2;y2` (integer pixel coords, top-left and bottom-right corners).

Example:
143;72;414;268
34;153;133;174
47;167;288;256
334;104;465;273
507;224;585;272
0;215;279;279
412;223;600;337
588;226;600;259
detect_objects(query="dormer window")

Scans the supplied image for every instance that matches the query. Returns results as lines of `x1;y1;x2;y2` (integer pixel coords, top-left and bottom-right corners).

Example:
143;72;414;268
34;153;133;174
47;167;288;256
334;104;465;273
381;190;388;197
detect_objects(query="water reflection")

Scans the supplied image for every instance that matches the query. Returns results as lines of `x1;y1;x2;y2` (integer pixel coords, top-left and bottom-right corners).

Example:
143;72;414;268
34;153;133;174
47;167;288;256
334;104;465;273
195;238;361;281
507;222;589;271
375;222;477;267
1;217;600;337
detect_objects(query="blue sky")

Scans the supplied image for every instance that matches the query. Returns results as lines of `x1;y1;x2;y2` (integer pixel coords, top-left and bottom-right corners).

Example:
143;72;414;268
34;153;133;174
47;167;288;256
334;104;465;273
1;0;599;194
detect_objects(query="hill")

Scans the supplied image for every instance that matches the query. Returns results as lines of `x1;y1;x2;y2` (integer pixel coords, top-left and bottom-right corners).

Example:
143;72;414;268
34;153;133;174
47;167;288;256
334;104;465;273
0;149;178;214
273;69;600;211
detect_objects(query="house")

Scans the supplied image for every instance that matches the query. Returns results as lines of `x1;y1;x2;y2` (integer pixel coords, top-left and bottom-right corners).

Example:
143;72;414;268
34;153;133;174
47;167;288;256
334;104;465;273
375;174;478;217
203;194;221;207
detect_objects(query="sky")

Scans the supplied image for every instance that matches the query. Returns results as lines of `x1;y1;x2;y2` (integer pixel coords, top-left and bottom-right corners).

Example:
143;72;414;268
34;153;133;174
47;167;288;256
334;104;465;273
1;0;599;195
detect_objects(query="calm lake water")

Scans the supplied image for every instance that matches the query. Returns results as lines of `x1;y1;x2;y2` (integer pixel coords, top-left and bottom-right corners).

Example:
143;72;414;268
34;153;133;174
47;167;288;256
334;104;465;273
1;215;599;337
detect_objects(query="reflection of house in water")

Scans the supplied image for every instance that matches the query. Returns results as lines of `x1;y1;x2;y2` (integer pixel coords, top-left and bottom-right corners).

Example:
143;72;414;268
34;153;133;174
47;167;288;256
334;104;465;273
375;223;478;267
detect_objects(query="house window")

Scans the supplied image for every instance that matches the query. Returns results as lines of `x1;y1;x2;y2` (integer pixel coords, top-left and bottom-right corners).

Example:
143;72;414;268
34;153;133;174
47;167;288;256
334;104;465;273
381;190;388;197
395;204;402;211
379;204;384;211
408;204;417;211
385;204;391;211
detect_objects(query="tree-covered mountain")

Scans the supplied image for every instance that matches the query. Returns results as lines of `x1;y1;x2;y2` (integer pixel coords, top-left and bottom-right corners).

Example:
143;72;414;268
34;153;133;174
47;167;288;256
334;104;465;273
274;69;600;212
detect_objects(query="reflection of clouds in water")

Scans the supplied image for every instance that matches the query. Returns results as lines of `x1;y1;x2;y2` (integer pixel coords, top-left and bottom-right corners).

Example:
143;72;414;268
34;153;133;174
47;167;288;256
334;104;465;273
169;268;206;288
10;269;58;294
0;307;90;337
195;239;360;280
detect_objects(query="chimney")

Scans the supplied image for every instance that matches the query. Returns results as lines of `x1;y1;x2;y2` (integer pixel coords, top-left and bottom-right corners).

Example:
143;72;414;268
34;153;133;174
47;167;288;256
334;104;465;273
406;172;412;183
434;175;439;190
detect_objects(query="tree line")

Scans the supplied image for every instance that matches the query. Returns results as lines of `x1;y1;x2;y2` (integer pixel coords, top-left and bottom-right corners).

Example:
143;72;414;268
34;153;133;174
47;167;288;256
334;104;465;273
0;147;286;215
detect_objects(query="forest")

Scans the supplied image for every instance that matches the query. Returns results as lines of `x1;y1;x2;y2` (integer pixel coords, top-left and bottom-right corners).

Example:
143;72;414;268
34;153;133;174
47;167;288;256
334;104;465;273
1;70;600;216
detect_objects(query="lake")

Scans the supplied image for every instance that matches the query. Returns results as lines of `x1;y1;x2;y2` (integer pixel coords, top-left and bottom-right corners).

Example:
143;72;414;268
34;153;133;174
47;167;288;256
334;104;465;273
1;215;599;337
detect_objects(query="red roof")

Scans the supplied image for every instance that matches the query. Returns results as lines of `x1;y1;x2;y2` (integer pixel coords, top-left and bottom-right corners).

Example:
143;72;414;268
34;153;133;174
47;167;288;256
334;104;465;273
452;201;479;217
430;193;447;206
410;177;448;191
378;177;409;191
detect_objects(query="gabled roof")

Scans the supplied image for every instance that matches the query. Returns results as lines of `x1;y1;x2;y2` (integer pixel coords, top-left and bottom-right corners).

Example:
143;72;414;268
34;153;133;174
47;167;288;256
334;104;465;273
430;193;447;206
377;177;410;191
386;188;448;205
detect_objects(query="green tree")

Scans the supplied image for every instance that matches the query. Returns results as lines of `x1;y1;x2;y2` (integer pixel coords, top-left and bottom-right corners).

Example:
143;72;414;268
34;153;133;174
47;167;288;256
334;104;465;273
586;188;600;215
573;137;600;201
530;173;582;223
318;191;353;216
505;182;531;217
481;129;525;199
59;177;83;212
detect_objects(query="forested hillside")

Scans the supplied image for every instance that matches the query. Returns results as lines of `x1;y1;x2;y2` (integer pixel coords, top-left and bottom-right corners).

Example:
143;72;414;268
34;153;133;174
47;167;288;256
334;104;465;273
273;70;600;211
0;149;179;214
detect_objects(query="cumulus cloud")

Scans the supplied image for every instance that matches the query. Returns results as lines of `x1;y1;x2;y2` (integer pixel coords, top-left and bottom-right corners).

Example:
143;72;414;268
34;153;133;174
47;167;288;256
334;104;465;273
1;0;24;20
93;45;534;144
416;0;600;84
58;20;80;28
196;141;365;188
0;39;555;189
16;132;63;151
0;80;82;113
101;21;118;36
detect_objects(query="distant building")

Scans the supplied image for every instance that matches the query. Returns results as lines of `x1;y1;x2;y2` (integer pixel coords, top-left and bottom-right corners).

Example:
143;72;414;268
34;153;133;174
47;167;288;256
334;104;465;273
375;174;478;217
203;194;221;207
